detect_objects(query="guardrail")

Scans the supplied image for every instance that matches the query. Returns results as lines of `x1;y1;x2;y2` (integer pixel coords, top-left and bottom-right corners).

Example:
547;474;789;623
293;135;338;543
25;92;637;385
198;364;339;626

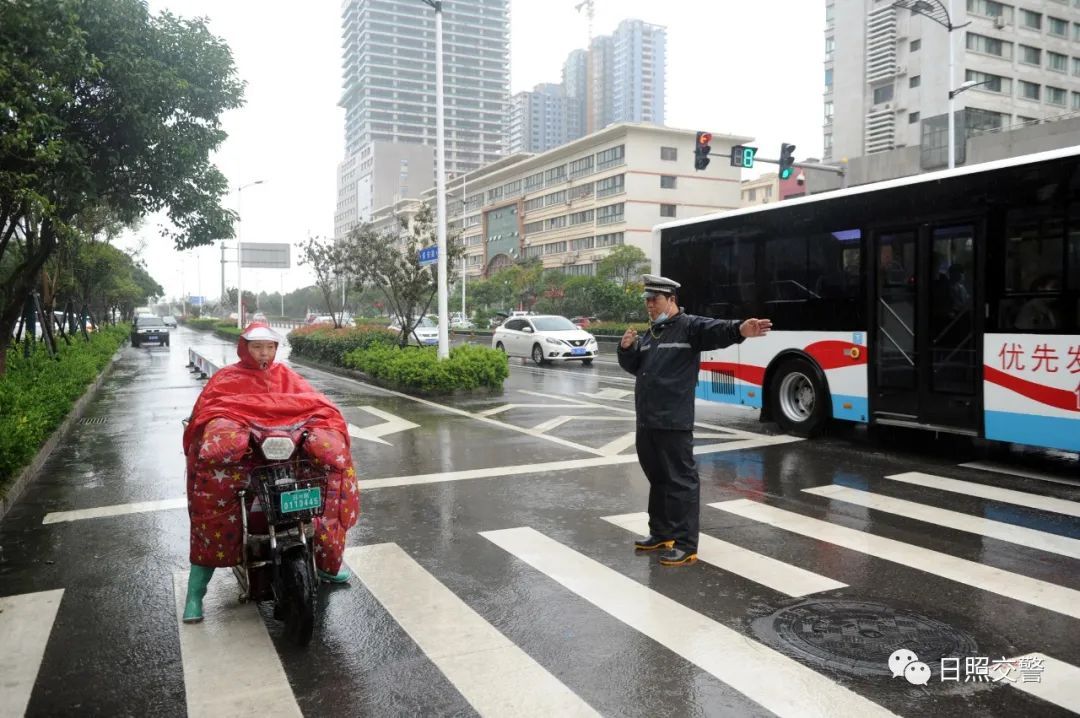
187;348;224;379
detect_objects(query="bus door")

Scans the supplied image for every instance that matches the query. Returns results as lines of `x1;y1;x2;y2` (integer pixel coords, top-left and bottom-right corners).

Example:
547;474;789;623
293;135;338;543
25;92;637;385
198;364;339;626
870;222;981;433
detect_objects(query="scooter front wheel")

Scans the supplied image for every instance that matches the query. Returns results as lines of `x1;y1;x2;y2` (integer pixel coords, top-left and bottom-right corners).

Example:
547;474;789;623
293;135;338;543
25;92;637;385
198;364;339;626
280;548;317;646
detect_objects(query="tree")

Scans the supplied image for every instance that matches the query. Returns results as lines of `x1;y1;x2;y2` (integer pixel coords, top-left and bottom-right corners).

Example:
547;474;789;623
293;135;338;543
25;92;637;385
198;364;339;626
346;204;463;348
0;0;244;373
297;236;349;328
597;245;650;289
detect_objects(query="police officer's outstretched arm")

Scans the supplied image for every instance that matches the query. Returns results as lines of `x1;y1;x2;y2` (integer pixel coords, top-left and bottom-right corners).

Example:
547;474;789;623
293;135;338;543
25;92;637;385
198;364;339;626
689;316;773;351
617;327;641;374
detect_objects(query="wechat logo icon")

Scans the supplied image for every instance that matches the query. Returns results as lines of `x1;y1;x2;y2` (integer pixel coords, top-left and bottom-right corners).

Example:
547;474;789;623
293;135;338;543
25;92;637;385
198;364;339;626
889;649;932;686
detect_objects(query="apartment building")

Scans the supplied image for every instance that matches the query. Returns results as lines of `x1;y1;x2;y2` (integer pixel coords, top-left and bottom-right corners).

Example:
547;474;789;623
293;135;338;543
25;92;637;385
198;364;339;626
390;124;747;278
826;0;1080;165
740;173;780;206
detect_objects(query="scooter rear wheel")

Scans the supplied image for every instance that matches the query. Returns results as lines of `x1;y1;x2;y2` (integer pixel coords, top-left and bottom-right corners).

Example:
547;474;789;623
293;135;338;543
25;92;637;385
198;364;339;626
280;549;317;646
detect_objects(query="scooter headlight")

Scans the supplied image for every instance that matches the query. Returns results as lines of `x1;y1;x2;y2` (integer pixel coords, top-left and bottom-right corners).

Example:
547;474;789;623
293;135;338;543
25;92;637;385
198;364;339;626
260;436;296;460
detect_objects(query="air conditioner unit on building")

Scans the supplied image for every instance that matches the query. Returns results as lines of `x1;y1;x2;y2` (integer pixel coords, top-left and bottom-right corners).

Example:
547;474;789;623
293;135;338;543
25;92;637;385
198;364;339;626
994;15;1006;28
895;65;906;76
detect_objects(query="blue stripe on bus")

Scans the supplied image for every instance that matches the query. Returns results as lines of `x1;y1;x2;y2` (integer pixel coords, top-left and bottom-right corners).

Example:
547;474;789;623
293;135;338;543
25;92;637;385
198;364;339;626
984;411;1080;452
695;380;762;408
831;394;868;423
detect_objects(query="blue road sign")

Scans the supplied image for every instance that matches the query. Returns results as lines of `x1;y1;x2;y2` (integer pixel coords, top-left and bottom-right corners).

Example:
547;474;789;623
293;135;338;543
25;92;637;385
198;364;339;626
188;296;204;306
418;246;438;266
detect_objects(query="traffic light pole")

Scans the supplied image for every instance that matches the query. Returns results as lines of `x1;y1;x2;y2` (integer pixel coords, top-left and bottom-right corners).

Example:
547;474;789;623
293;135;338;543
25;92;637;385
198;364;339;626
750;156;848;188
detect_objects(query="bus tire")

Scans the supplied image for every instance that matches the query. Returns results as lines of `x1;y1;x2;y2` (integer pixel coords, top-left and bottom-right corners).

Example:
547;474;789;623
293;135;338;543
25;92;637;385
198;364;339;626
769;357;829;437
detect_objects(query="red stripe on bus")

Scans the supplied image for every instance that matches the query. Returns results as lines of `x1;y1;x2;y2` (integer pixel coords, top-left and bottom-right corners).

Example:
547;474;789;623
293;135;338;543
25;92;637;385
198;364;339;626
984;366;1080;413
701;361;765;386
804;341;869;370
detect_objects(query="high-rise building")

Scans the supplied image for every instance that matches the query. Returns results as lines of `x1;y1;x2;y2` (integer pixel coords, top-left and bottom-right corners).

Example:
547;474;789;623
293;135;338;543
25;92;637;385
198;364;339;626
335;0;510;237
609;19;666;126
562;49;589;137
340;0;509;171
508;84;580;154
826;1;1080;165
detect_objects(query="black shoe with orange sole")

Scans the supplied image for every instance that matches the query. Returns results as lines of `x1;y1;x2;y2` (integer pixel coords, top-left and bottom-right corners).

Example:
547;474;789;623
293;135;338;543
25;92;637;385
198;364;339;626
659;548;698;566
634;536;675;551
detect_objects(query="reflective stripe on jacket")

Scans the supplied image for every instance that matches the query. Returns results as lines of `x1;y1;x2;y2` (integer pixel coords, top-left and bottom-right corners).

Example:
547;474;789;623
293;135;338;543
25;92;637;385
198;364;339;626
617;312;744;430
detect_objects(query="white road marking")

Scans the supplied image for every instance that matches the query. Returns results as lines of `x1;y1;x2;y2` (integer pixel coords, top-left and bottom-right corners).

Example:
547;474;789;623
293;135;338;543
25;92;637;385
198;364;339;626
805;484;1080;559
597;432;638;456
0;589;64;718
601;513;847;597
347;406;420;446
43;497;187;524
710;499;1080;620
360;435;801;490
1006;653;1080;713
885;472;1080;518
959;461;1080;488
343;544;599;717
578;388;634;401
480;527;896;718
532;416;573;433
173;572;301;718
296;364;607;456
478;403;600;418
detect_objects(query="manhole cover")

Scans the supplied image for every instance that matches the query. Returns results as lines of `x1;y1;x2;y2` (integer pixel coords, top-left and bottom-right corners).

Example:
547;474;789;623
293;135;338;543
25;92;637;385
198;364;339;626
753;599;978;677
79;417;108;425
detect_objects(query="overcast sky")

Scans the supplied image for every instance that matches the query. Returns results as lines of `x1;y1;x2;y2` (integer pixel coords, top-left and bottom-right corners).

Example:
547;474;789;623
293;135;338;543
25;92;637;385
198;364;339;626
131;0;825;304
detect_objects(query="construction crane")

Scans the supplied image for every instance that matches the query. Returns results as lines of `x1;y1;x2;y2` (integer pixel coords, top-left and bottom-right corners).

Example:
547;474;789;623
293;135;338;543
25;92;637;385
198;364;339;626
575;0;594;45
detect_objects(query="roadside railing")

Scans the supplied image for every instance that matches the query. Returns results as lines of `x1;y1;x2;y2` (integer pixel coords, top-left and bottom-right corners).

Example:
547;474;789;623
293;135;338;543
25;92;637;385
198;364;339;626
187;348;224;379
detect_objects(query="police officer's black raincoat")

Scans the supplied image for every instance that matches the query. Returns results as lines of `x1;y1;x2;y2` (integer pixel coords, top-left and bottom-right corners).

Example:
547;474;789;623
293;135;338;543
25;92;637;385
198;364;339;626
617;311;744;552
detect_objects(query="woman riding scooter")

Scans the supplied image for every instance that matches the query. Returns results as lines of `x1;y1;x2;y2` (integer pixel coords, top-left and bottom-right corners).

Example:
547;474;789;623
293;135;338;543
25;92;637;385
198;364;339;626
180;322;360;623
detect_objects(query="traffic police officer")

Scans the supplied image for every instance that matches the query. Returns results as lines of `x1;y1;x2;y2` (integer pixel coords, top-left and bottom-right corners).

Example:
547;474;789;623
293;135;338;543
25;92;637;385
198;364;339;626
617;274;772;566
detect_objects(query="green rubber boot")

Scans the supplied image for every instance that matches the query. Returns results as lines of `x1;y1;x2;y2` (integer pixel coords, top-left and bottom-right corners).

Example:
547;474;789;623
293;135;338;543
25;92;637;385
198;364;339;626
182;565;215;624
317;566;352;584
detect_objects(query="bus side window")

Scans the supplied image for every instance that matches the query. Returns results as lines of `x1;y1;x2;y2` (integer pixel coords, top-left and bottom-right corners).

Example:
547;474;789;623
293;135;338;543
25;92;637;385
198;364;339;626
998;206;1069;331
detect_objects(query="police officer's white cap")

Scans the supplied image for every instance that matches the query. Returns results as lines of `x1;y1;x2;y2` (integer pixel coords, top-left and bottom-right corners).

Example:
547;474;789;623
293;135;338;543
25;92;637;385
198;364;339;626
642;274;681;298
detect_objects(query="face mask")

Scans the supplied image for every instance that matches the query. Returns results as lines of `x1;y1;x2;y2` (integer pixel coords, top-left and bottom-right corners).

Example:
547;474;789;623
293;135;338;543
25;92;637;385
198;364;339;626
654;312;669;323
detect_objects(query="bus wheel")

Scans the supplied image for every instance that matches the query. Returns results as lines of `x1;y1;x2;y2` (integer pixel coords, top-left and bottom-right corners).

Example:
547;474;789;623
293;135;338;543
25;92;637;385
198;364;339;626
769;358;828;437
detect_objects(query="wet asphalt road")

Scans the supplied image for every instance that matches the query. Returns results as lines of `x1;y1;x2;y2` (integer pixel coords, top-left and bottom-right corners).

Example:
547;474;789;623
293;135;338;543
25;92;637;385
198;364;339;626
1;326;1078;717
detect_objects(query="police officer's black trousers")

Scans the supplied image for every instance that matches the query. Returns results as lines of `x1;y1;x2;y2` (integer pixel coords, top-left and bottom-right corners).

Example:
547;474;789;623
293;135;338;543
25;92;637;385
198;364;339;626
635;427;699;552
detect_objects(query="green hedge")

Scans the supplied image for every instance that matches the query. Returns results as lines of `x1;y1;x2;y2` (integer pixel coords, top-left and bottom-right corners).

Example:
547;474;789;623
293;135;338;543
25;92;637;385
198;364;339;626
343;343;507;394
583;321;649;337
0;325;130;491
183;317;219;330
288;325;399;365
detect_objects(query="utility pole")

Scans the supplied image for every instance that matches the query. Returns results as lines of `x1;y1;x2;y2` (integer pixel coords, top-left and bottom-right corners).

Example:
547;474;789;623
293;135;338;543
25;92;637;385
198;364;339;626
421;0;449;358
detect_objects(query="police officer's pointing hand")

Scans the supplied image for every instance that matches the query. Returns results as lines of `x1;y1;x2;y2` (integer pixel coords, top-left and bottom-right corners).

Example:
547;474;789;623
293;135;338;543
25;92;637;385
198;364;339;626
739;318;773;338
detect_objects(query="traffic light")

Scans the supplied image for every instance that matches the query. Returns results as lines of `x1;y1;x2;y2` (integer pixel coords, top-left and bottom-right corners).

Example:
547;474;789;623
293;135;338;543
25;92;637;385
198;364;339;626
779;142;796;180
730;145;757;168
694;131;712;170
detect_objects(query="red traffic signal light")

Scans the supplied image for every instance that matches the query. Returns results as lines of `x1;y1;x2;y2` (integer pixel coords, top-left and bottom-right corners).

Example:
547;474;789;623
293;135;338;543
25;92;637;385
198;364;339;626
694;131;712;170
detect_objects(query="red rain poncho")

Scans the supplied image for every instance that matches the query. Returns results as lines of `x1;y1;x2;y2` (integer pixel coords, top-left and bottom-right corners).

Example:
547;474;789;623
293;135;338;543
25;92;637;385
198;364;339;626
183;327;359;572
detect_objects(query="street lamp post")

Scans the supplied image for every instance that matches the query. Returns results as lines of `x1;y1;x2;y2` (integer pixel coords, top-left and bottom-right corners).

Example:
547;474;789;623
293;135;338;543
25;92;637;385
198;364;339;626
236;179;265;328
420;0;449;358
892;0;969;169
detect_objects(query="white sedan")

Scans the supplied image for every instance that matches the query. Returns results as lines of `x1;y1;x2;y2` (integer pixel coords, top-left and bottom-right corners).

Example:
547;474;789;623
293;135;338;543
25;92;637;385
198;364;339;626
492;315;598;365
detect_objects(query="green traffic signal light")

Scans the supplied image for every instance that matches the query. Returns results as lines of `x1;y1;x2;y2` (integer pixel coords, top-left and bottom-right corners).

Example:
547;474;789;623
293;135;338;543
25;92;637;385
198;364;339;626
779;142;796;180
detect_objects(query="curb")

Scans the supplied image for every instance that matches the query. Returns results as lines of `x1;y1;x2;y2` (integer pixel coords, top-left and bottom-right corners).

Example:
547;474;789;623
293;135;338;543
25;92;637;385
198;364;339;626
0;345;126;522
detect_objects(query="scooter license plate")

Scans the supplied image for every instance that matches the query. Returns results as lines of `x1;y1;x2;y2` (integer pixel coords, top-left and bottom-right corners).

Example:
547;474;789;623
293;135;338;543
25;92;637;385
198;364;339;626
280;487;322;513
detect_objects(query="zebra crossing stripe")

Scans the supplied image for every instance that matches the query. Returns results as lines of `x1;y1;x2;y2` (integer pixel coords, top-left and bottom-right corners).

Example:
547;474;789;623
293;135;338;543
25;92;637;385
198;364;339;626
804;485;1080;559
600;512;847;597
0;589;64;718
885;472;1080;518
173;572;301;718
710;499;1080;620
480;527;897;718
1007;653;1080;713
343;544;599;717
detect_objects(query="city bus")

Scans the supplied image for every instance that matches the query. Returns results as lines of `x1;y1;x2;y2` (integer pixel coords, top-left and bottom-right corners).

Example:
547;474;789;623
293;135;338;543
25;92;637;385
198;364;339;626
656;146;1080;453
